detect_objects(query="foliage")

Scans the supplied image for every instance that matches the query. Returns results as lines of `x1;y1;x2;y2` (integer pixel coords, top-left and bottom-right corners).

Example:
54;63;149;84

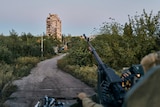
43;36;61;57
0;82;17;106
16;56;39;65
0;31;62;105
0;56;39;105
13;57;40;77
0;46;13;64
91;34;135;69
0;32;61;60
91;34;157;70
0;63;14;91
57;58;97;87
0;63;16;105
67;36;94;66
58;10;160;87
74;65;97;87
124;10;160;59
93;10;160;69
99;18;123;35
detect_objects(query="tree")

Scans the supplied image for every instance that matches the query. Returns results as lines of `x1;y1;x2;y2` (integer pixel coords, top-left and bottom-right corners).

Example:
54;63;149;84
99;18;123;35
66;36;93;66
0;46;13;64
123;22;133;37
126;10;160;59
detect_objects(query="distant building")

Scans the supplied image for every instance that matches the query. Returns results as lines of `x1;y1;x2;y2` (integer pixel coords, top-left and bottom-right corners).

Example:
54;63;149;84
46;13;62;40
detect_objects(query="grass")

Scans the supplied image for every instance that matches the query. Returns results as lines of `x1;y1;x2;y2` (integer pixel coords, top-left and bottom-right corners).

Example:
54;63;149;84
0;56;40;106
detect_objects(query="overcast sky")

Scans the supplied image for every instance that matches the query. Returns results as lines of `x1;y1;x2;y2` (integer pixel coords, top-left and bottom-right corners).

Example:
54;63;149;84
0;0;160;36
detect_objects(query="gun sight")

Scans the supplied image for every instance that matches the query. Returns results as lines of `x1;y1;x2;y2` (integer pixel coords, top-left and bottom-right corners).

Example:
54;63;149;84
83;34;89;42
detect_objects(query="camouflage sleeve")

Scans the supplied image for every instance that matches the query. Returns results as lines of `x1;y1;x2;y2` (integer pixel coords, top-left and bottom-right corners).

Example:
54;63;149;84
82;97;103;107
140;52;160;73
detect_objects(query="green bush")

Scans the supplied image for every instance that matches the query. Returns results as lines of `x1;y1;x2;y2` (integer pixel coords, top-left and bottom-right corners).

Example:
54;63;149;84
76;65;97;87
0;83;17;106
0;63;16;105
0;32;60;106
14;65;32;77
0;56;40;105
57;55;70;68
0;46;13;64
13;57;40;77
58;58;97;87
0;64;14;90
16;56;39;65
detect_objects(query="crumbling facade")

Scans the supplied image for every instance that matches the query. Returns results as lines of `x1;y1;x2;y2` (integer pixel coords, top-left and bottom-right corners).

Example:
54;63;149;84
46;13;62;40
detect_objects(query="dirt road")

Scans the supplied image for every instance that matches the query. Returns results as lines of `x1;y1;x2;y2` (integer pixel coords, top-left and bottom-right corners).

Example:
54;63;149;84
5;54;95;107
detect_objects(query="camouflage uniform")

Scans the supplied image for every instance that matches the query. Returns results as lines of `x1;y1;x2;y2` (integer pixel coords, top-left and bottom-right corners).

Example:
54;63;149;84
140;51;160;72
78;93;103;107
123;51;160;107
78;51;160;107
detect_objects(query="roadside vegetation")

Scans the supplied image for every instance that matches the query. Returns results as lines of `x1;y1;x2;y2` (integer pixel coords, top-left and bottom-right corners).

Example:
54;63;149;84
0;31;62;106
1;9;160;106
57;10;160;88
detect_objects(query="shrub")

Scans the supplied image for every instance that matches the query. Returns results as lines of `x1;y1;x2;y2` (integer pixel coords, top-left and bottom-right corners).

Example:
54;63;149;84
0;82;17;106
0;46;13;64
0;63;16;105
0;63;14;90
13;57;40;77
16;56;39;65
58;59;97;87
75;65;97;87
57;55;70;68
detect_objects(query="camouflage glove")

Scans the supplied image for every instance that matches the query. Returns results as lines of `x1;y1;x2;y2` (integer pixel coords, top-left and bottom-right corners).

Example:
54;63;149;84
121;70;132;90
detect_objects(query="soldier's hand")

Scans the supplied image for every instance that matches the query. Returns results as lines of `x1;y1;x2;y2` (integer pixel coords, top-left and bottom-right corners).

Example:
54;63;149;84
121;70;132;90
78;92;87;100
121;70;131;80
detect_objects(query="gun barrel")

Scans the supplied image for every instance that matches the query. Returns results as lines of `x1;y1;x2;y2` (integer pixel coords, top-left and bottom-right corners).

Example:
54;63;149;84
83;34;125;106
83;34;122;82
83;34;105;66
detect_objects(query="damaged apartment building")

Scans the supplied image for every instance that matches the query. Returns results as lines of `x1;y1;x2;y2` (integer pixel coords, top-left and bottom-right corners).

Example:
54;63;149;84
46;13;62;40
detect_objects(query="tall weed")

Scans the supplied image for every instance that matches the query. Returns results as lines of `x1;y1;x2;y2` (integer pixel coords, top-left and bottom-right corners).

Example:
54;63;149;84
0;63;15;89
13;57;40;77
58;61;97;87
0;63;16;105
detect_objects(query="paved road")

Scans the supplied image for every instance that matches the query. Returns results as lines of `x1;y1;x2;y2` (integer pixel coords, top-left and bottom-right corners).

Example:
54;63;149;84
5;54;95;107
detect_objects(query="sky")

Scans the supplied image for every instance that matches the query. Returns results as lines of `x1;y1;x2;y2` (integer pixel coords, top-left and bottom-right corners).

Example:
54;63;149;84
0;0;160;36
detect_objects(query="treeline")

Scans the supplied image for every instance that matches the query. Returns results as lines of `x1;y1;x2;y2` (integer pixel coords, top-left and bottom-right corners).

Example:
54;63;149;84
0;30;61;106
58;10;160;87
0;30;61;63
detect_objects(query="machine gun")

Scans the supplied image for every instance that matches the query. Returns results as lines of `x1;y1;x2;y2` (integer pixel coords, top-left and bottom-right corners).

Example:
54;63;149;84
121;64;144;90
83;34;126;107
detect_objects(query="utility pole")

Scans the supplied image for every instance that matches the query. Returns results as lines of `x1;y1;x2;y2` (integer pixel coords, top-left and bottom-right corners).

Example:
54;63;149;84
41;35;43;58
